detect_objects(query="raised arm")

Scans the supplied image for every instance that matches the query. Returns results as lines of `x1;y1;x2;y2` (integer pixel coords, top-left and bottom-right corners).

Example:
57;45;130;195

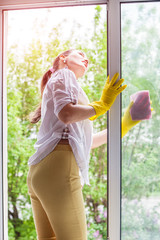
58;73;127;124
58;103;96;124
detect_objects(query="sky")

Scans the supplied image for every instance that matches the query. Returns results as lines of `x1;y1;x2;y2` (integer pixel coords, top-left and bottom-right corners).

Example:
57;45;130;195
6;5;107;55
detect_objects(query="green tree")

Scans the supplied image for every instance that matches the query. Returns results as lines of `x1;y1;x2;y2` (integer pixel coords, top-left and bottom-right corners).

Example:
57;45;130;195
121;3;160;199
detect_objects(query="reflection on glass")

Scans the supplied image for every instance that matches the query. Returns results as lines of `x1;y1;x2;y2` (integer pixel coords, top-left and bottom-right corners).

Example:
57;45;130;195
121;2;160;240
6;5;107;240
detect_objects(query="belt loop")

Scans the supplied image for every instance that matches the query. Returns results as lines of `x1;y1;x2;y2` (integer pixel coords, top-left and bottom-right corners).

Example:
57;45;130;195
61;127;70;139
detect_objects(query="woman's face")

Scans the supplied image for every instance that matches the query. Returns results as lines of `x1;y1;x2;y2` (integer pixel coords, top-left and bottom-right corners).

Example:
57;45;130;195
64;50;89;79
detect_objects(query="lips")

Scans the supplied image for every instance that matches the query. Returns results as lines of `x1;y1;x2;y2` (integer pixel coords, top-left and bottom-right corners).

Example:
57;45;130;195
82;60;88;68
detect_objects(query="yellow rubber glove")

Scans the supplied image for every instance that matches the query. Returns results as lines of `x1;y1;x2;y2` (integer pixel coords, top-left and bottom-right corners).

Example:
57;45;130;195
121;101;140;138
88;73;127;121
122;99;153;138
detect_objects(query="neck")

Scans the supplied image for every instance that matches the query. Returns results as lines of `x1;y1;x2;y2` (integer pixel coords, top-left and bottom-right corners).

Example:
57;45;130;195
58;65;79;79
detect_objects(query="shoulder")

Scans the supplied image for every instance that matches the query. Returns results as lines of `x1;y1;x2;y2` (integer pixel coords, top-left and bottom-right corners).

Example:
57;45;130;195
57;68;79;88
59;68;77;83
49;68;77;84
48;68;80;92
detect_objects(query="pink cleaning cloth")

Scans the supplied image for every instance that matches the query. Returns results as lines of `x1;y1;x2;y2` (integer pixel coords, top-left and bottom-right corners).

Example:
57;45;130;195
130;90;152;121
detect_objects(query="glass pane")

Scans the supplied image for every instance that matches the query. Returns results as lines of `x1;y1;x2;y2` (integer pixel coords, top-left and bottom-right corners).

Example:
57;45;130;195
121;2;160;240
6;5;107;240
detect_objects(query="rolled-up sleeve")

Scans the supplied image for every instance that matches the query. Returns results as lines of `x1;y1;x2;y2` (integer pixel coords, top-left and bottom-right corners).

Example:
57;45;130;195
51;69;79;118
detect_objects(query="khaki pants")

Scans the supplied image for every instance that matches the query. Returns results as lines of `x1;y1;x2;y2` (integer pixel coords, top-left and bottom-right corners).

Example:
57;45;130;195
27;144;87;240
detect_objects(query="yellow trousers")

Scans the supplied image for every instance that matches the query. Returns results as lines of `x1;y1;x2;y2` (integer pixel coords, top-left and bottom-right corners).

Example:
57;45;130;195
27;144;87;240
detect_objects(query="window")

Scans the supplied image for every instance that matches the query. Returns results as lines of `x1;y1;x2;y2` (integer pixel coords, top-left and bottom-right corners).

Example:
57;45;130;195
121;2;160;239
1;1;159;240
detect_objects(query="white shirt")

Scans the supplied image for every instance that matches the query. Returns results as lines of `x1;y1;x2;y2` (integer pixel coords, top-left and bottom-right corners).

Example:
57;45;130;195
28;68;93;186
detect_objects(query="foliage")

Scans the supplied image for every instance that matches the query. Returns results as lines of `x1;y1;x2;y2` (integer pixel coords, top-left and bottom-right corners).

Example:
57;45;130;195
122;199;160;240
121;3;160;238
121;3;160;199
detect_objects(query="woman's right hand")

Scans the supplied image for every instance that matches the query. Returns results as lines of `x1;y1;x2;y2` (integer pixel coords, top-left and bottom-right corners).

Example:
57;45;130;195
88;73;127;120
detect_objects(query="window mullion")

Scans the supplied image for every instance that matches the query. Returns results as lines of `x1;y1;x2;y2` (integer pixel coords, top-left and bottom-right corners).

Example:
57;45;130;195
107;0;121;240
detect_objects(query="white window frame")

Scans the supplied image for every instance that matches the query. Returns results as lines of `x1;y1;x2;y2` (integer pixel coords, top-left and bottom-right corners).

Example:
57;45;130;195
0;0;158;240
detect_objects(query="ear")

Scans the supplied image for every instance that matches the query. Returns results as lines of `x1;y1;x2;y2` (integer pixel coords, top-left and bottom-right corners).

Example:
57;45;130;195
59;55;66;61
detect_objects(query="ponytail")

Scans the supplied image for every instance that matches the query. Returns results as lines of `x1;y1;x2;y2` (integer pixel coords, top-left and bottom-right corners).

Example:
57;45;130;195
29;103;42;124
29;69;52;123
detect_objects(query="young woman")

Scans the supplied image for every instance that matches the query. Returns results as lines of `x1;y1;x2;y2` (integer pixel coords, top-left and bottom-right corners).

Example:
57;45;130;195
27;49;127;240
